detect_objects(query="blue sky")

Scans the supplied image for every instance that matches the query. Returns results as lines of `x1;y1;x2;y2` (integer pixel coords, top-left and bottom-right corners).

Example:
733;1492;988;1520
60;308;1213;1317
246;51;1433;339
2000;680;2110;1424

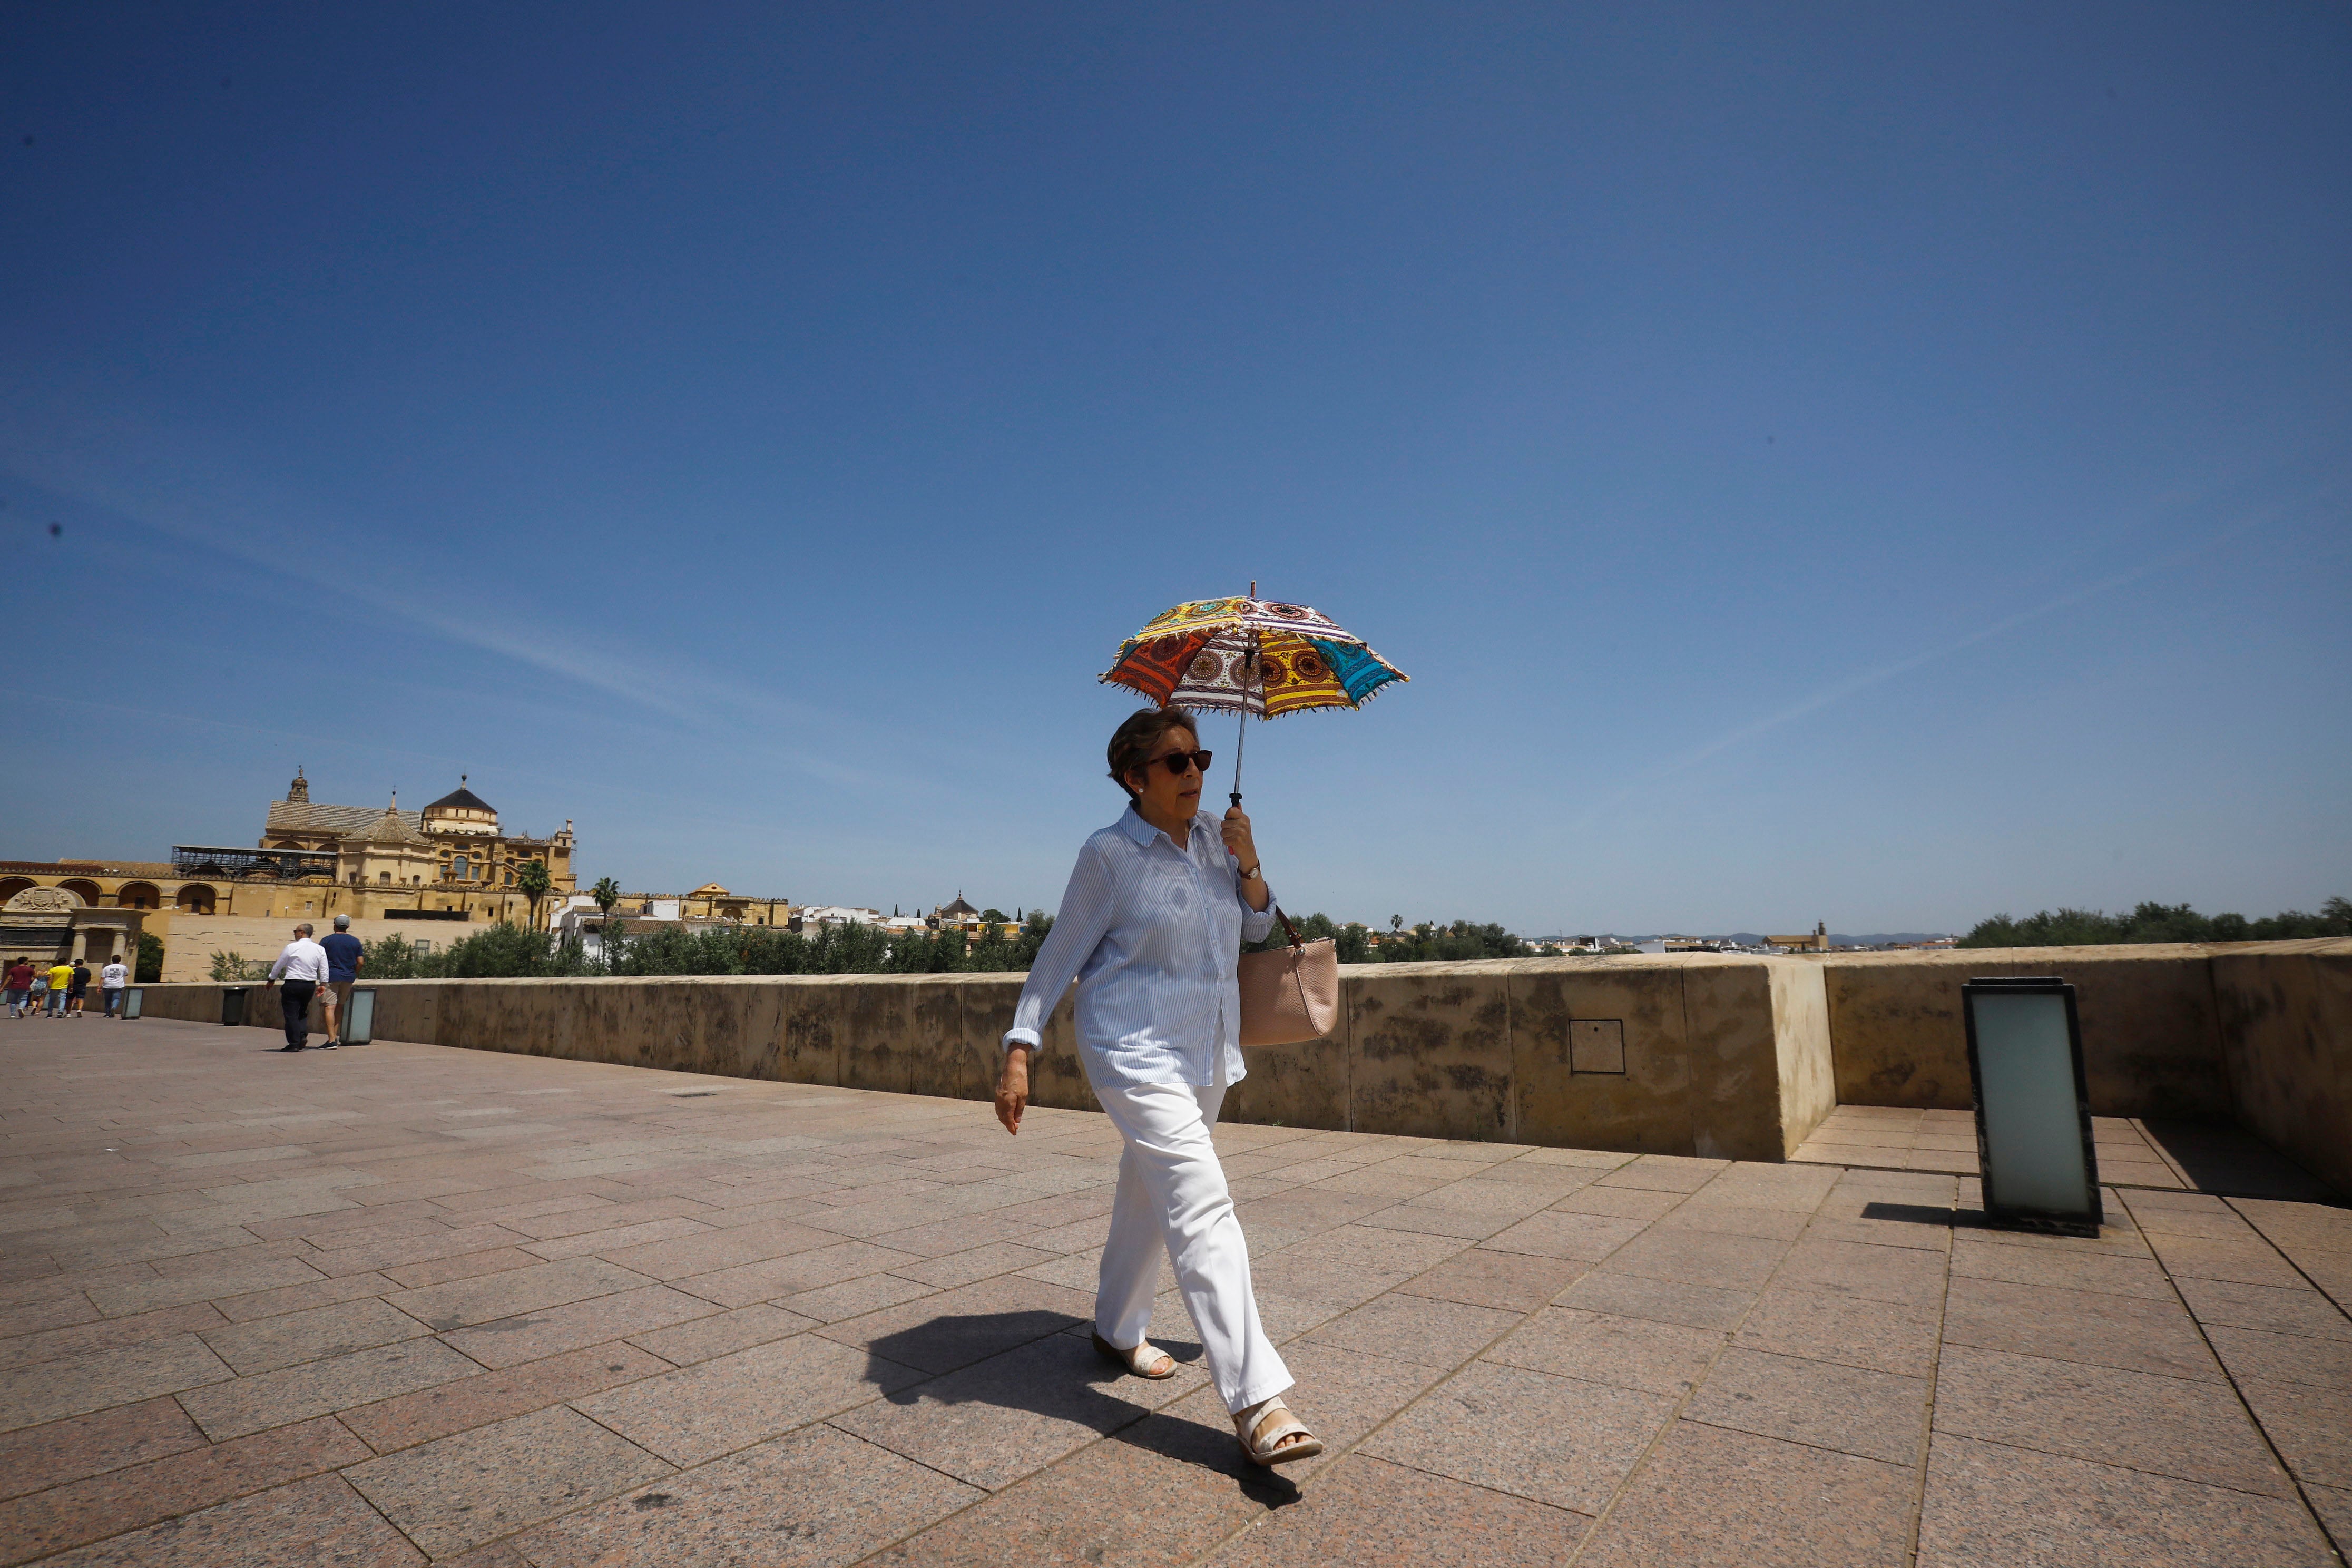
4;2;2346;936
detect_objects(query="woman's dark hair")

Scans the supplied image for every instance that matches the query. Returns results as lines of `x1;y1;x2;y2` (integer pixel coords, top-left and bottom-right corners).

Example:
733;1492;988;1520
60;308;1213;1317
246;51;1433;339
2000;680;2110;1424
1106;707;1200;799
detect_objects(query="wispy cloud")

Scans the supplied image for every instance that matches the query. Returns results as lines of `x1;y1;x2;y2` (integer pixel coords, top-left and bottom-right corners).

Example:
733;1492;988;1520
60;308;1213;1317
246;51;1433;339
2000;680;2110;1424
0;397;806;730
16;470;725;721
22;691;469;767
0;396;966;807
1599;497;2305;811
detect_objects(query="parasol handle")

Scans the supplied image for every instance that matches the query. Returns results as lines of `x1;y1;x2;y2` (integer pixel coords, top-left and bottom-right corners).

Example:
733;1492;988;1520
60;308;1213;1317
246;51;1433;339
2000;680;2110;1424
1230;706;1245;809
1231;587;1258;809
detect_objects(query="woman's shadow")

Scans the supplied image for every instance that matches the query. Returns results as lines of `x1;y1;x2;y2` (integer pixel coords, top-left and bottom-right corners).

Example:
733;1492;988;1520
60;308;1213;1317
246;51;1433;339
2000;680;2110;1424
862;1311;1299;1504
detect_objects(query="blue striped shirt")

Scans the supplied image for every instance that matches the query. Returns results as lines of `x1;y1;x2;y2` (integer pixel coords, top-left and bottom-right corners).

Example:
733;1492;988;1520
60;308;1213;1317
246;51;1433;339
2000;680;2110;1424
1005;805;1279;1089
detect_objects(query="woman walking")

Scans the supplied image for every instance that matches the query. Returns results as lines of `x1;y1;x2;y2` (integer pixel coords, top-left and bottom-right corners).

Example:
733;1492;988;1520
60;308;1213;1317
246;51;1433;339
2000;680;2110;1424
996;707;1322;1467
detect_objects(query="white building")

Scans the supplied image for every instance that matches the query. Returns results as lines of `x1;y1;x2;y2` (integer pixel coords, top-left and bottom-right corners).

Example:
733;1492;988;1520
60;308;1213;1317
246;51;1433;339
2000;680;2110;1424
797;906;883;929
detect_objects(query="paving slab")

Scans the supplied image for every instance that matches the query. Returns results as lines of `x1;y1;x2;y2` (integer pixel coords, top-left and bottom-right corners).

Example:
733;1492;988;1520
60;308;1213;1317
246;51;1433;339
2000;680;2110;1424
1917;1433;2335;1567
1574;1419;1916;1568
25;1474;422;1567
2;1014;2347;1565
521;1423;981;1567
1682;1346;1929;1466
1361;1360;1675;1512
342;1405;670;1557
1212;1454;1589;1565
574;1331;925;1466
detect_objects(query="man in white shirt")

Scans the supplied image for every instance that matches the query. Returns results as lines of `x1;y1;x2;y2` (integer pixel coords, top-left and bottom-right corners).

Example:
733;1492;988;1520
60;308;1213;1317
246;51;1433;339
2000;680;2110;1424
99;955;130;1018
264;924;330;1052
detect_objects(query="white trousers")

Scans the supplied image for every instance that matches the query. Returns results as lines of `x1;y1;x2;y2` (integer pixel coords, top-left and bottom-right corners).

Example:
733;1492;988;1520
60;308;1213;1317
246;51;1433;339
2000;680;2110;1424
1091;1069;1291;1415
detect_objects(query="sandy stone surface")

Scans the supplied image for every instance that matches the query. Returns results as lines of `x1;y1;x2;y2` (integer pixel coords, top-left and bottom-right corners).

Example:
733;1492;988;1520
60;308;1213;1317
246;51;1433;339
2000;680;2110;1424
0;1015;2345;1564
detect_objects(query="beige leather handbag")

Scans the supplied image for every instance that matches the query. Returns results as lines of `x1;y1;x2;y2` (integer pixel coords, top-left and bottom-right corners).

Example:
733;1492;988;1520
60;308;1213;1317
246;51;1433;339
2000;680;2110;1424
1238;909;1340;1046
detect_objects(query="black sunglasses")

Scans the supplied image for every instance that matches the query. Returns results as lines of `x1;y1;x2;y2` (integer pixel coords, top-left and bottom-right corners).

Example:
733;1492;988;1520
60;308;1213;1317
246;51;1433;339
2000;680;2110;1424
1142;749;1214;777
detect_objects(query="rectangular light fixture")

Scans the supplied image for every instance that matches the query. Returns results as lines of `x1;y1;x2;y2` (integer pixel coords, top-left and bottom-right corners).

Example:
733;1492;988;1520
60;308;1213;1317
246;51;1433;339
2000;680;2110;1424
1962;977;2101;1235
346;988;377;1046
122;987;143;1020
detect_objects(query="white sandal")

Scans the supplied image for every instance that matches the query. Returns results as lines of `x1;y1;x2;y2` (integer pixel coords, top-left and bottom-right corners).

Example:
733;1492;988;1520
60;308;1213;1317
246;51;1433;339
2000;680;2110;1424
1091;1330;1177;1379
1234;1396;1324;1466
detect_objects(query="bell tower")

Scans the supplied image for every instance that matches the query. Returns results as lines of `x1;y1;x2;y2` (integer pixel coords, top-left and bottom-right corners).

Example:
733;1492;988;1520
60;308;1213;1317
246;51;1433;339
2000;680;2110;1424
288;766;310;803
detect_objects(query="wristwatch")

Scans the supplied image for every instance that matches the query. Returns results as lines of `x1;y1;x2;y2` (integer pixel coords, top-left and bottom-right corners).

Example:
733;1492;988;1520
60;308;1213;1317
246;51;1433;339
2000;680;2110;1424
1239;864;1263;881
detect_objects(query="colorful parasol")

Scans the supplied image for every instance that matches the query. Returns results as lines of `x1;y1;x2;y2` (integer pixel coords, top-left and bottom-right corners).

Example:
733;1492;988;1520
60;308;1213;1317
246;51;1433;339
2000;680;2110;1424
1100;587;1407;805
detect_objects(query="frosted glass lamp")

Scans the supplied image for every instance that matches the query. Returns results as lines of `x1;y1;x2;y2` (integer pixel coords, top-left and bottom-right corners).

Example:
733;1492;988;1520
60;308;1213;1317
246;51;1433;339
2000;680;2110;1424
1962;978;2102;1235
346;988;378;1047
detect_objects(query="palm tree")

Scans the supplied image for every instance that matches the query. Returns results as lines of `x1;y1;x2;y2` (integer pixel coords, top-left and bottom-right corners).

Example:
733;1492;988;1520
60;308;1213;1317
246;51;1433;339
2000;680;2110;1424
516;860;552;930
590;876;623;972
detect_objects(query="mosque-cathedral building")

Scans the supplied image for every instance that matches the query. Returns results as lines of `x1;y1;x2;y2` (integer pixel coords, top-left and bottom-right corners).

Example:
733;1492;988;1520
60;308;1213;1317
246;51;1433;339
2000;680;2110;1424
257;768;578;910
0;770;581;972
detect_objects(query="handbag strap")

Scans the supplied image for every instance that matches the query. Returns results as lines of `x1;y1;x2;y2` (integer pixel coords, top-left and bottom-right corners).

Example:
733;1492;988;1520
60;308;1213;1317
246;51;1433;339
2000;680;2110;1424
1274;906;1304;950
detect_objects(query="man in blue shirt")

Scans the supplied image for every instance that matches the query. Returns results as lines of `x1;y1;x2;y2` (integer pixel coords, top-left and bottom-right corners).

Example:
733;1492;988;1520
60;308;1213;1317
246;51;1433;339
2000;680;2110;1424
318;915;365;1048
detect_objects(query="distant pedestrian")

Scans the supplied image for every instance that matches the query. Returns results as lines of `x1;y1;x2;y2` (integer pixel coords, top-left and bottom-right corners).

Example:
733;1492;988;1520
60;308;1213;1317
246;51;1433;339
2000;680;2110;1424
66;959;91;1017
264;924;329;1052
25;964;50;1018
4;958;32;1017
318;915;364;1047
44;961;71;1018
100;954;129;1018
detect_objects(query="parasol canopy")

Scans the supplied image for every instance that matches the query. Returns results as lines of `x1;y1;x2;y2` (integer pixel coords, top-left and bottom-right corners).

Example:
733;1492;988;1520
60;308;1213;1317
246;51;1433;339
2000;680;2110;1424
1099;595;1408;719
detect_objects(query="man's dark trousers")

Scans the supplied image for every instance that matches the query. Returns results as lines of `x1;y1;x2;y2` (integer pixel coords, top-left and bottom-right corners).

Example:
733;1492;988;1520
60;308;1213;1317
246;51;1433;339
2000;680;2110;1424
280;981;316;1048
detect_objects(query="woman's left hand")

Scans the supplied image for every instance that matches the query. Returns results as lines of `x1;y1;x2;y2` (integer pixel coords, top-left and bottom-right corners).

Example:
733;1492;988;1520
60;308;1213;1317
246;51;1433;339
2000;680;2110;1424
1221;806;1258;871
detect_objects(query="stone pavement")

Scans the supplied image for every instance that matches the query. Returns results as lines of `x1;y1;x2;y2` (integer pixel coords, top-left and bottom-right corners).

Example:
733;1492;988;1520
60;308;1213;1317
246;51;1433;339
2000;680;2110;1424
1;1017;2346;1567
1791;1105;2337;1200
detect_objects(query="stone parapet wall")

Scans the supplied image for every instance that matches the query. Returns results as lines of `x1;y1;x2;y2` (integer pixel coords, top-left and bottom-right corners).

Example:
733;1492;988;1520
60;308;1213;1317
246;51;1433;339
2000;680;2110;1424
1819;939;2352;1194
1822;944;2235;1115
137;954;1837;1161
2211;943;2352;1198
134;939;2350;1183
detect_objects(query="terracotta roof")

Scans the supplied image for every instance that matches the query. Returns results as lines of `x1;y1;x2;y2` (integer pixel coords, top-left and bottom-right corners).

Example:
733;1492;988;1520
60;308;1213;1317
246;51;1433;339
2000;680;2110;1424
361;809;432;847
939;893;978;917
266;801;423;837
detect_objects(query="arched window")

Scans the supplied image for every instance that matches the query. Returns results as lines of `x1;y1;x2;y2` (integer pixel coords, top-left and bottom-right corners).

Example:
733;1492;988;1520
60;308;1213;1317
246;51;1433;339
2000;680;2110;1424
453;855;471;881
175;885;217;915
117;883;161;910
57;879;103;905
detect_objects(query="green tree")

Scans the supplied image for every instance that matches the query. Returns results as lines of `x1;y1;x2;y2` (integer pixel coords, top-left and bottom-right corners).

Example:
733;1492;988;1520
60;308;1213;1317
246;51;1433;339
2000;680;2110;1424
1244;913;1395;966
134;932;165;984
516;860;553;930
1373;919;1532;963
426;921;592;978
361;935;417;979
208;950;264;981
1015;910;1056;968
590;876;624;972
966;923;1018;971
1959;897;2350;948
